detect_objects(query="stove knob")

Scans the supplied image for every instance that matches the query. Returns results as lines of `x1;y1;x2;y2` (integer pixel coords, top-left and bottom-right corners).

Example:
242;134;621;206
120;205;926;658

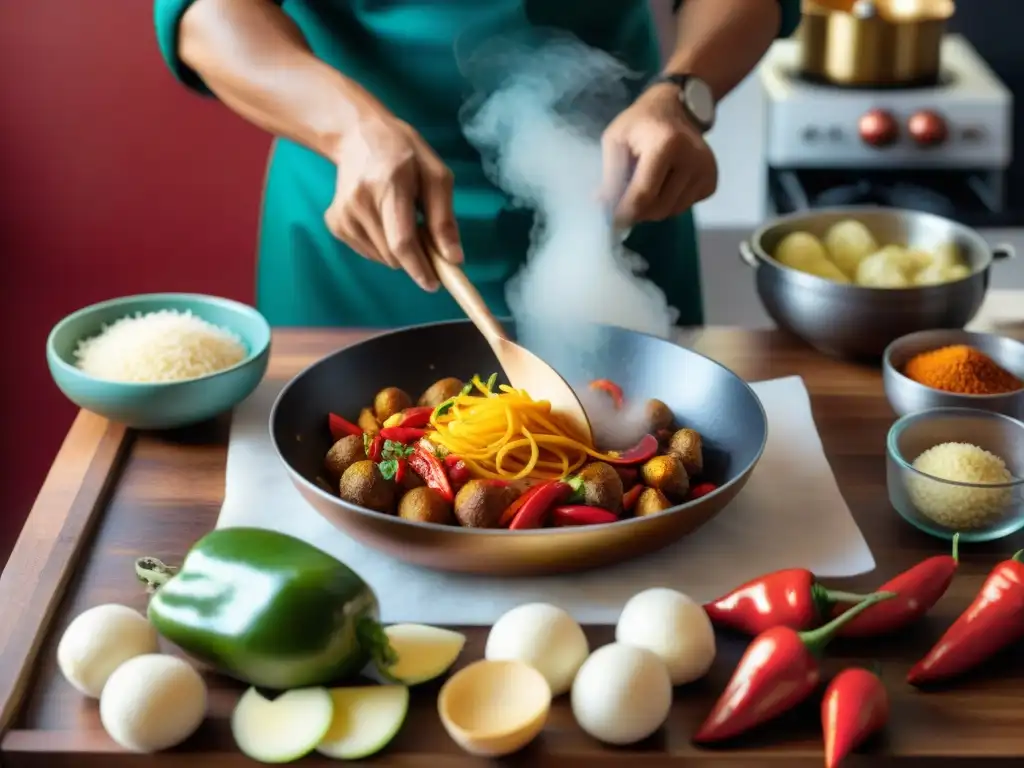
858;109;899;147
908;110;948;147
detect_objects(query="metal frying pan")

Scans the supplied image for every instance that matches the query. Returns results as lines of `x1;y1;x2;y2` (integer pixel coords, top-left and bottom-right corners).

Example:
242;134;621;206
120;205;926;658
270;321;768;576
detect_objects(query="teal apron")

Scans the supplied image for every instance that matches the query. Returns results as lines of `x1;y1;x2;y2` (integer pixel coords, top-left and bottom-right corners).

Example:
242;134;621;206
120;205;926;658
155;0;801;327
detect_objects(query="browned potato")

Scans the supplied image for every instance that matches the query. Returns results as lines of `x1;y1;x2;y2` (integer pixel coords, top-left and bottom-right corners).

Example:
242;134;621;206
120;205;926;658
418;377;464;408
454;479;520;529
641;454;689;501
339;460;395;513
572;462;624;512
635;487;673;517
399;486;454;525
399;468;426;492
324;434;365;479
374;387;412;422
668;428;703;476
358;407;381;435
645;399;675;433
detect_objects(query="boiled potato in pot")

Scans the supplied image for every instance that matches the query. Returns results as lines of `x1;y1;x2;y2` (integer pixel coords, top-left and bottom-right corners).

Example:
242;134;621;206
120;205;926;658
824;219;878;278
855;245;914;288
773;232;850;282
770;218;971;288
915;262;971;286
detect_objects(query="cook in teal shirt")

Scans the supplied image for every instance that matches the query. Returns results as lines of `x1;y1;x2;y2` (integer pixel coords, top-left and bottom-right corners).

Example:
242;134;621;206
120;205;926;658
155;0;799;328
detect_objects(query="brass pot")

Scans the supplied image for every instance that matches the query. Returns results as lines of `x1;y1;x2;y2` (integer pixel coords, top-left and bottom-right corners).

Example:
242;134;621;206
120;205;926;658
800;0;954;87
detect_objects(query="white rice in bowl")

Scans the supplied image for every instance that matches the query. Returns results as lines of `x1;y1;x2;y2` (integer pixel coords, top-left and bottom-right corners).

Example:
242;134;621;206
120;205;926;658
73;309;247;383
907;442;1015;531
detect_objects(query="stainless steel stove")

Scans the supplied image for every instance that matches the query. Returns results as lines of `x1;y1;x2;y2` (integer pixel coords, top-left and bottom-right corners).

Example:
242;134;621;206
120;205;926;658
761;35;1018;226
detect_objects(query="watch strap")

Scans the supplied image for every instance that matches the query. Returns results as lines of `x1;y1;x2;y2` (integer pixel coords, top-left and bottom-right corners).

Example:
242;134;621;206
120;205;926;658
647;73;715;133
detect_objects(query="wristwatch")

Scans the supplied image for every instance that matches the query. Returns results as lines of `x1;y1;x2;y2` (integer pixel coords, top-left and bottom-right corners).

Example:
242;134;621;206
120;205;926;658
648;73;716;134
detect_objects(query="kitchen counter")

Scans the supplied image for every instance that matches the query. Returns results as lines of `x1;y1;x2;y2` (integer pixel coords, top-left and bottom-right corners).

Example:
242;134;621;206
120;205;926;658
3;328;1024;766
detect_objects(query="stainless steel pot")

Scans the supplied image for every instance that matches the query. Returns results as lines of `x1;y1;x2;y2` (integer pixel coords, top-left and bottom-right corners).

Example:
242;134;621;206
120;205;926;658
739;206;1015;361
800;0;954;88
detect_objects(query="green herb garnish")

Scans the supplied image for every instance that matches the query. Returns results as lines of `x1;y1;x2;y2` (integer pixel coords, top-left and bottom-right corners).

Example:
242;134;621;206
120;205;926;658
381;440;414;461
485;373;497;393
378;459;399;480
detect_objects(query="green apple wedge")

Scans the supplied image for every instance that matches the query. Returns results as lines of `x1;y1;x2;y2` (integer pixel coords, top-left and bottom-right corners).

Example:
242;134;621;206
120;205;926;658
379;624;467;685
231;687;333;764
316;685;410;759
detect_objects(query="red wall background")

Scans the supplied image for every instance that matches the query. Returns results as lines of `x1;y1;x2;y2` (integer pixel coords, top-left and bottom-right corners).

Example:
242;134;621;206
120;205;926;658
0;2;270;562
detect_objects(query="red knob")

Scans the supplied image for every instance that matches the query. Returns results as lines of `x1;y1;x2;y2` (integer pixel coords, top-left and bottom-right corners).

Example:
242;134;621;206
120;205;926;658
907;110;948;147
858;109;899;147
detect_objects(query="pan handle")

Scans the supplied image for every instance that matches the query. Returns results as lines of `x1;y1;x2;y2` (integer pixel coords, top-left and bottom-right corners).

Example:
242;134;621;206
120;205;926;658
739;240;760;269
992;243;1015;261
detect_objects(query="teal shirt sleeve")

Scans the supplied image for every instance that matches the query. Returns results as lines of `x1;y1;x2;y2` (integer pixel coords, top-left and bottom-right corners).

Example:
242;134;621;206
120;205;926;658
153;0;283;95
673;0;802;38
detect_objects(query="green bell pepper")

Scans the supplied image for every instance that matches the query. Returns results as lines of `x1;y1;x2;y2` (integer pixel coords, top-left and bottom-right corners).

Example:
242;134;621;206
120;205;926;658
136;527;394;690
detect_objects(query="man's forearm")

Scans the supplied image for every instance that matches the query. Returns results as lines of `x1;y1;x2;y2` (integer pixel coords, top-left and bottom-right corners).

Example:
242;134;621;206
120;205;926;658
665;0;782;101
179;0;383;160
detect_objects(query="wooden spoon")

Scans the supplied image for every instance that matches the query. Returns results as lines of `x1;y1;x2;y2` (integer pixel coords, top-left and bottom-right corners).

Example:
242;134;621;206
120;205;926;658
424;241;593;445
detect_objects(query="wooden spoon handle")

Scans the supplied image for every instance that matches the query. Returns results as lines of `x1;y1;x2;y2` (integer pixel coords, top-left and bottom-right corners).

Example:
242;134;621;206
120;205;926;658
423;237;507;344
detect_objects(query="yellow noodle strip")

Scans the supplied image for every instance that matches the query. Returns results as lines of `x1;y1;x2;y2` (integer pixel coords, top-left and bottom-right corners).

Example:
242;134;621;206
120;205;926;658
427;383;623;481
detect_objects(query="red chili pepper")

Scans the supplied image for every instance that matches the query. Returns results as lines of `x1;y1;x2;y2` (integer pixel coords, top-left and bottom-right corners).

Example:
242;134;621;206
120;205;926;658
551;505;618;526
393;457;408;485
378;426;426;444
614;466;638;487
704;568;878;636
589;379;624;409
509;480;572;530
688;482;718;501
443;455;471;488
622;484;643;513
694;592;894;744
367;434;384;463
907;550;1024;686
604;434;659;466
407;445;454;502
822;667;889;768
397;406;433;429
499;484;543;527
328;413;362;441
833;534;959;638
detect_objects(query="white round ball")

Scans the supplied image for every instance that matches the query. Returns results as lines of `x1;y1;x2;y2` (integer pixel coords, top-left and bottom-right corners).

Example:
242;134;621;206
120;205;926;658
571;643;672;745
100;654;207;753
56;604;160;698
615;587;716;685
485;603;589;696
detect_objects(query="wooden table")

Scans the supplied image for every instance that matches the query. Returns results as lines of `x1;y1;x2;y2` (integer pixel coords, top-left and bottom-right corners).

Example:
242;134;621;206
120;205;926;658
3;328;1024;767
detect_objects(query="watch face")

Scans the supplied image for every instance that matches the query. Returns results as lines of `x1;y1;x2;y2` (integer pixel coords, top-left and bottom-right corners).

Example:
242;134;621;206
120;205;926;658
682;78;715;128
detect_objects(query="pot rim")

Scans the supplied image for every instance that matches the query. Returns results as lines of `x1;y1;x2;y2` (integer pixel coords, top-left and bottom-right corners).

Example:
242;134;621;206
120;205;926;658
801;0;954;23
745;205;996;296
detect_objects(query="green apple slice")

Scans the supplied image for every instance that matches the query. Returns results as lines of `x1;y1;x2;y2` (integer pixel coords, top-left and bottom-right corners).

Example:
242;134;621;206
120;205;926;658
380;624;466;685
316;685;409;759
231;687;333;764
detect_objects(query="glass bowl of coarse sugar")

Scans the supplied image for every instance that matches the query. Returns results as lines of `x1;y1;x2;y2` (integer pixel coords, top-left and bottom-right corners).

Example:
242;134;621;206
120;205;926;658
887;407;1024;542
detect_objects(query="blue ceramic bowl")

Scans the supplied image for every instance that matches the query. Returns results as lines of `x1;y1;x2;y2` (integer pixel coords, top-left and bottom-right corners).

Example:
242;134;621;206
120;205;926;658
47;293;271;429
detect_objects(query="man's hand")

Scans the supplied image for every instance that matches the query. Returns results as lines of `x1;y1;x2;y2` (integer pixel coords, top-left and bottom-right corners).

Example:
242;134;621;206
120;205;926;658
325;114;463;292
601;83;718;227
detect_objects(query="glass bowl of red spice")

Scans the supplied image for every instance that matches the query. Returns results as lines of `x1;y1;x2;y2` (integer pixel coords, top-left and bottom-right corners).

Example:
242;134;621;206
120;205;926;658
887;407;1024;542
883;330;1024;419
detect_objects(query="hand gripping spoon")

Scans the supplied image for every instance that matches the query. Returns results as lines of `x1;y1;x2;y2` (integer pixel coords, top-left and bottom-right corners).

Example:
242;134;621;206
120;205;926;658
425;242;593;446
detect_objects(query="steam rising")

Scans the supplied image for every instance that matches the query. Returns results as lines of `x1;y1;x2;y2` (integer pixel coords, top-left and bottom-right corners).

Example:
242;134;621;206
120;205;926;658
460;33;680;344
